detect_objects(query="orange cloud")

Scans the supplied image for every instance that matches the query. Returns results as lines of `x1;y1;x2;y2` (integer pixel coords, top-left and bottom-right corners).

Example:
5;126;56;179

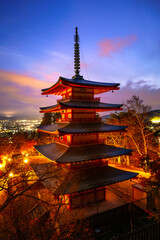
0;70;52;90
0;70;58;118
98;35;137;57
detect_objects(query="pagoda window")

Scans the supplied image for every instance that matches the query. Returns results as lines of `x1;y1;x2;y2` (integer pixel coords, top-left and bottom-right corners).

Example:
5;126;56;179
64;195;69;205
68;114;72;120
67;135;71;144
62;114;65;120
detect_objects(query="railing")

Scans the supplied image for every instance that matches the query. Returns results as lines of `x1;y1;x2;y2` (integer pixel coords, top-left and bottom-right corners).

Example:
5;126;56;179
112;221;160;240
56;118;71;123
56;96;101;102
72;117;102;122
73;139;98;145
56;117;102;123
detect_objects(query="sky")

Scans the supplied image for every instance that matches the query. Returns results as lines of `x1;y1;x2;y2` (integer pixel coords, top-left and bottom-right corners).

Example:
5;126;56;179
0;0;160;118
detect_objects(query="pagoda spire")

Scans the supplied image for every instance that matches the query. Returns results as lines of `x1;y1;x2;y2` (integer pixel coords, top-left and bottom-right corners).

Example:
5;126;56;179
72;27;83;79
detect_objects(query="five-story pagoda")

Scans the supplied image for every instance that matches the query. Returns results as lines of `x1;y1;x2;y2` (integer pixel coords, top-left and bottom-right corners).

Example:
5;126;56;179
32;28;137;211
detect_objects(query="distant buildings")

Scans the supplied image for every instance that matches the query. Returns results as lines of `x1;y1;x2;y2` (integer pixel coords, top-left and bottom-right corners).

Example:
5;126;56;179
0;119;41;136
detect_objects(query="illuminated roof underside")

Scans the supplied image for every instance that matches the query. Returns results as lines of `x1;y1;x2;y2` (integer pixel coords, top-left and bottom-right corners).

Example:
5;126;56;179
41;76;120;95
38;122;127;134
40;101;123;113
31;163;138;194
34;143;132;163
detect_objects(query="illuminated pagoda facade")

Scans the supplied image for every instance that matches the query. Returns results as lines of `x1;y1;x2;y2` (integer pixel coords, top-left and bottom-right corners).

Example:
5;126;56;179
33;28;137;211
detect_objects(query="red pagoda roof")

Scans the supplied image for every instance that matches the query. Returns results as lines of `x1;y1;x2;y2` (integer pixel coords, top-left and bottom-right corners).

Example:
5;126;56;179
38;122;127;134
34;142;132;163
31;163;138;195
41;76;120;95
40;100;123;113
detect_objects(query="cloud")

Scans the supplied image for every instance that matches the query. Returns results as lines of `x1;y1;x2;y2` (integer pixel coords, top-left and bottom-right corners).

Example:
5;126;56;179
98;35;137;57
47;50;71;61
80;62;89;69
0;70;51;90
101;80;160;111
0;70;58;118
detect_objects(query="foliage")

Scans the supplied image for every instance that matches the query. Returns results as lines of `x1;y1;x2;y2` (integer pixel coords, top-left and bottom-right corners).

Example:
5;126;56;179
0;132;36;157
105;96;159;167
0;155;92;239
40;112;61;127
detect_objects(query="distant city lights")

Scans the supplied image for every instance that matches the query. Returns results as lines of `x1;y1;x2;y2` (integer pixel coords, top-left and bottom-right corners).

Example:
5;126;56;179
0;119;42;137
151;117;160;124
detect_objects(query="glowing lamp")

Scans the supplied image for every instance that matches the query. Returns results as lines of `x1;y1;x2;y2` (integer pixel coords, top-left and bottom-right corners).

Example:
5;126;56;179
0;164;3;168
8;158;11;161
24;158;28;163
9;172;13;177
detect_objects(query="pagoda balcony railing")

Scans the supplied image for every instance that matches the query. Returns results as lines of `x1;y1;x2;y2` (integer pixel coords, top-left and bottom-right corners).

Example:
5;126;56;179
56;117;101;123
72;117;102;122
57;96;100;102
72;139;99;145
54;138;100;146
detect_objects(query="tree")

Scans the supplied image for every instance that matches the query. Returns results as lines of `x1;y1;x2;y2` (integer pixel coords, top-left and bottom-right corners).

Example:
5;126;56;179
36;112;61;145
105;96;159;167
0;150;92;239
40;112;61;127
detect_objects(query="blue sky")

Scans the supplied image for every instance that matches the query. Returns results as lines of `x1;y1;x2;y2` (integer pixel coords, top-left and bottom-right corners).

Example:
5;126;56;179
0;0;160;118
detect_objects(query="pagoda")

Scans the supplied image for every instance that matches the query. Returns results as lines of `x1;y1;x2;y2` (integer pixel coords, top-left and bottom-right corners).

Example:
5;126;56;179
32;28;137;211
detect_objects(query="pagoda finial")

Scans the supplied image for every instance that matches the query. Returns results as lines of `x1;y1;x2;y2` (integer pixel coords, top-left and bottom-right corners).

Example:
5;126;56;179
72;27;83;79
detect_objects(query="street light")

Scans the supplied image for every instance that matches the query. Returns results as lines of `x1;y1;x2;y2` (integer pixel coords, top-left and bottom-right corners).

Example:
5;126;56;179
24;158;28;163
9;172;13;177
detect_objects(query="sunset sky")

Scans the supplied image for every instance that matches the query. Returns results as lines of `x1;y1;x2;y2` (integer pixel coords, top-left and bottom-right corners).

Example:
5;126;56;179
0;0;160;118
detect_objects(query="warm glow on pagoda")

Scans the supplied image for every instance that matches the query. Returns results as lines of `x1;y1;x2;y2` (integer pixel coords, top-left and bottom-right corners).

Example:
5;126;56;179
32;27;138;211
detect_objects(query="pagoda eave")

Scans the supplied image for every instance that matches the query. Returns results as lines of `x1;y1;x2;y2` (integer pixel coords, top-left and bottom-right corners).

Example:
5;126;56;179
31;163;138;195
34;142;132;163
40;101;123;113
55;165;138;195
37;122;127;134
41;77;120;96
